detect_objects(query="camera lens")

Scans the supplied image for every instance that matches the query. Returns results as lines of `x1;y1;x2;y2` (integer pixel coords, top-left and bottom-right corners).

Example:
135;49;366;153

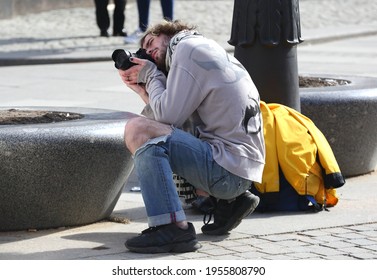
112;49;135;70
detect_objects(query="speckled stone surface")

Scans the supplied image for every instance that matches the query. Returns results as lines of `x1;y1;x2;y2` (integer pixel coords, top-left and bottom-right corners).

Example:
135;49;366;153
0;107;137;231
301;75;377;177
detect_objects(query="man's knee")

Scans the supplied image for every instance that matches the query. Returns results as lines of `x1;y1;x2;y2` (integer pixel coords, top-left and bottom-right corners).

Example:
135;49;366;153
124;116;172;154
124;117;146;154
125;117;146;135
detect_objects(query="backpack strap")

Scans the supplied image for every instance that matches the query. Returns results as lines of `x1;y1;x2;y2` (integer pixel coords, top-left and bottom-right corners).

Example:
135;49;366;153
306;195;329;212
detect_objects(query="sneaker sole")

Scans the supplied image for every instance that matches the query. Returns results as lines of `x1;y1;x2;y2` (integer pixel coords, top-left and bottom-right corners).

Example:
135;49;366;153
125;239;201;254
202;195;260;235
228;195;260;230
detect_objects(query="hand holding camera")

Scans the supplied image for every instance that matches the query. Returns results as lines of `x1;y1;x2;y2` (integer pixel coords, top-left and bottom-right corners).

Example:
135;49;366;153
112;48;155;70
113;48;154;104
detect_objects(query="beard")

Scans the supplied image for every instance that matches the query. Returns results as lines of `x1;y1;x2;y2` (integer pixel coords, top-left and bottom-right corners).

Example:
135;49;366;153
155;48;167;73
155;36;171;74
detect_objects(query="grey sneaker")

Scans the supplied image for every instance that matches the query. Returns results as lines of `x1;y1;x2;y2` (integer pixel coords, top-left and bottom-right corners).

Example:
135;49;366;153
124;28;144;44
125;222;201;253
201;191;260;235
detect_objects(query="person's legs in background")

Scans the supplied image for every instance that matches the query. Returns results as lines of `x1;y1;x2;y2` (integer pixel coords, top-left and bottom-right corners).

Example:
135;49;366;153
160;0;173;21
124;0;174;44
112;0;127;36
124;0;149;43
137;0;150;32
94;0;110;37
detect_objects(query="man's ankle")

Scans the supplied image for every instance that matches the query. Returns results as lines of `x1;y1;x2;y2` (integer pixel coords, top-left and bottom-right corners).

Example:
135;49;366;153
176;221;189;230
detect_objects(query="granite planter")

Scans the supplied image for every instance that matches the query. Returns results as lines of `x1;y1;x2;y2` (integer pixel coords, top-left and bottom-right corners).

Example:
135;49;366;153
300;75;377;177
0;107;136;231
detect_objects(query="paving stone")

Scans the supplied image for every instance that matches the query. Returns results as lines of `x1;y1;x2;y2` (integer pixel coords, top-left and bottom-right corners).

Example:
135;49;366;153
283;252;323;259
348;252;377;259
311;234;344;243
346;238;377;246
335;232;369;240
305;244;344;256
339;245;377;256
322;240;358;249
234;251;273;260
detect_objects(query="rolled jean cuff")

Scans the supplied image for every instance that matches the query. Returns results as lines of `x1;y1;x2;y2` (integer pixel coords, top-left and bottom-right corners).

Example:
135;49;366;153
147;210;187;227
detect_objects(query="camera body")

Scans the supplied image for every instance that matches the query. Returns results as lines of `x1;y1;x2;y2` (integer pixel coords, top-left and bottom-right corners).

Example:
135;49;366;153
112;48;154;70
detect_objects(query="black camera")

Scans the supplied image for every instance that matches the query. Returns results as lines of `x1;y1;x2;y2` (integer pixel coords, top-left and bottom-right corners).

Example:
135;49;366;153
112;48;154;70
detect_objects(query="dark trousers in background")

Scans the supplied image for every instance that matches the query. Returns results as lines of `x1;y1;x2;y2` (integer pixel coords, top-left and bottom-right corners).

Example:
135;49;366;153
94;0;126;34
137;0;173;31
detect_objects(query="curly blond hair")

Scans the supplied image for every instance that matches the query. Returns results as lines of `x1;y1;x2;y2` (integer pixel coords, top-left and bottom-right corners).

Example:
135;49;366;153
140;20;197;47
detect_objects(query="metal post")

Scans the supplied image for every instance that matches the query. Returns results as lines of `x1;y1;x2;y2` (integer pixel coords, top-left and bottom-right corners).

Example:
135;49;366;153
228;0;303;111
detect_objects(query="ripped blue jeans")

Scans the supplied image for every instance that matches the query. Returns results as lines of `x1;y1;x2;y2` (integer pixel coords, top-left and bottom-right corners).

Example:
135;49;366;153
133;127;251;227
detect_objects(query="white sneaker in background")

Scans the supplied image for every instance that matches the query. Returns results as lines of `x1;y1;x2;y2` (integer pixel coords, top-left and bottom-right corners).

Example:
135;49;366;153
124;28;144;44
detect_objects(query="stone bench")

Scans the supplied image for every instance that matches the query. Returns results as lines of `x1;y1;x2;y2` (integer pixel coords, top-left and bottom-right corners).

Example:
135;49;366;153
0;107;136;231
300;74;377;177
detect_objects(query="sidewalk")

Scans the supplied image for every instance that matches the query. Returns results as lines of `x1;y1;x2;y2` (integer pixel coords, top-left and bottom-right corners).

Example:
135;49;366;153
0;0;377;261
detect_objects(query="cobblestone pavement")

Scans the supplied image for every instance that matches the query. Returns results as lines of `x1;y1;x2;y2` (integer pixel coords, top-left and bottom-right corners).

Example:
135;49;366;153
0;171;376;260
0;0;377;60
194;222;377;260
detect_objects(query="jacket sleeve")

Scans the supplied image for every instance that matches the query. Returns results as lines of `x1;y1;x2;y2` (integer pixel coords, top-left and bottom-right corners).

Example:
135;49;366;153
285;106;345;188
137;60;167;98
147;63;204;127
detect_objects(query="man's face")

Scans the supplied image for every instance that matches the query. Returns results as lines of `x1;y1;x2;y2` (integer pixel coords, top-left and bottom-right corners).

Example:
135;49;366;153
142;33;170;72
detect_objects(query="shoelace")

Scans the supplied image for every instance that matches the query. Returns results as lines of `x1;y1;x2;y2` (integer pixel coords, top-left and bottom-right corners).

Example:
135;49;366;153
202;200;217;225
191;196;217;225
203;210;214;225
141;226;162;235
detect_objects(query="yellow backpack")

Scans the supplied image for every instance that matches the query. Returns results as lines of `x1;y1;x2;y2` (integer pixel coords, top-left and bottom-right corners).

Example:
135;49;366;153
251;102;345;211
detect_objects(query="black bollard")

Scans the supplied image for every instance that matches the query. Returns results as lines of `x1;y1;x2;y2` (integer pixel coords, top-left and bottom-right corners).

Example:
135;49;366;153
228;0;303;111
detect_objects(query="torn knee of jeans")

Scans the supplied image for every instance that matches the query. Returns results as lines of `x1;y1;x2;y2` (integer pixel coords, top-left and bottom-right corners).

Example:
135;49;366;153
134;134;170;157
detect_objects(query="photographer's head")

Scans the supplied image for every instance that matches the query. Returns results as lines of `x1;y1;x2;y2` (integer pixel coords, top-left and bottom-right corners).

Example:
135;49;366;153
140;20;197;72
